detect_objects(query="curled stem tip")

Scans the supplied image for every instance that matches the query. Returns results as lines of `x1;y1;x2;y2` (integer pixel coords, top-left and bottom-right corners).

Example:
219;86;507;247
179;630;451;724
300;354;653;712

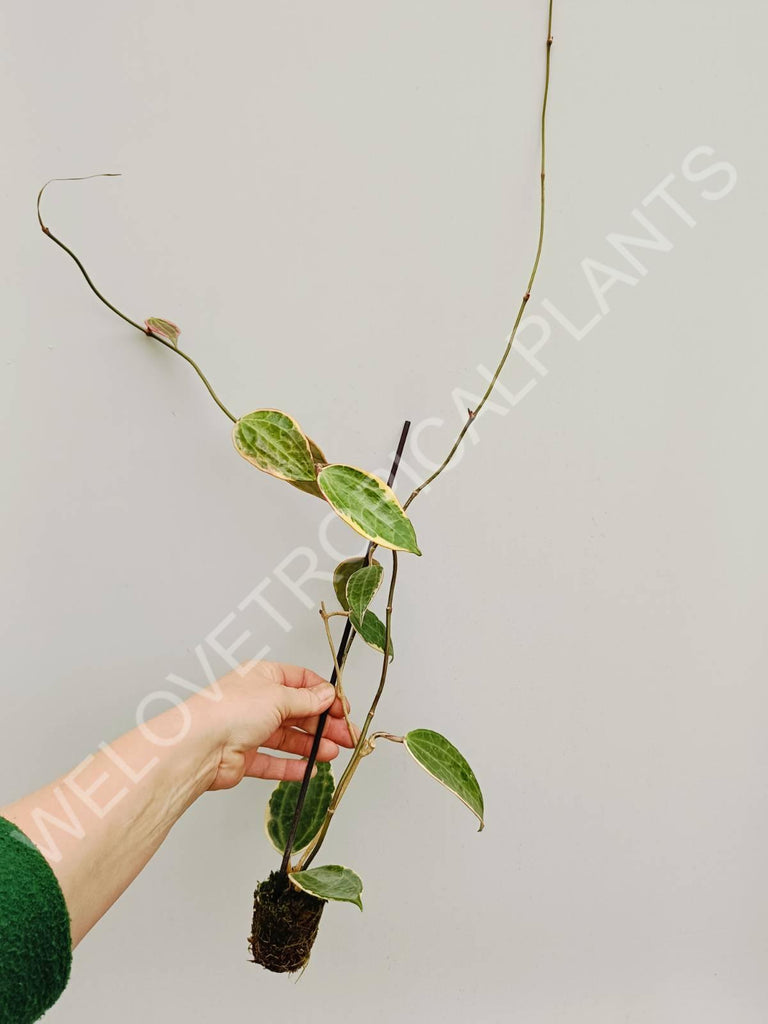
38;173;237;423
37;173;122;231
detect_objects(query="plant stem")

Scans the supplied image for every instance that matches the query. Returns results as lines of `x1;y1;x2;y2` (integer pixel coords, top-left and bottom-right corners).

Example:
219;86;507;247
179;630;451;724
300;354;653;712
37;175;238;424
319;602;358;746
298;549;399;871
403;0;554;512
366;732;404;746
296;1;556;870
278;421;411;876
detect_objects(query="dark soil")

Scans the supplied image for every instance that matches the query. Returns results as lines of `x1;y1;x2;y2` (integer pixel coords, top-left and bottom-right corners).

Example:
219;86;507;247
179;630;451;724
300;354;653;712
249;871;326;973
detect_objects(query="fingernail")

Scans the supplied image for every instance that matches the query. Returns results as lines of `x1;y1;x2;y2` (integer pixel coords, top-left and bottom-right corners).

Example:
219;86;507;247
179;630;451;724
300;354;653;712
318;683;335;702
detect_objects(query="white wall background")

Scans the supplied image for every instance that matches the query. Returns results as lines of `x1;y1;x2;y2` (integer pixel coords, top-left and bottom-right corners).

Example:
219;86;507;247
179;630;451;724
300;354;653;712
2;1;767;1021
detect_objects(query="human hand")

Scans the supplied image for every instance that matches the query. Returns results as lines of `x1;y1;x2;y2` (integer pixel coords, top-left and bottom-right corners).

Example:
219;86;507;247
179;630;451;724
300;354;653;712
0;660;355;948
197;661;356;791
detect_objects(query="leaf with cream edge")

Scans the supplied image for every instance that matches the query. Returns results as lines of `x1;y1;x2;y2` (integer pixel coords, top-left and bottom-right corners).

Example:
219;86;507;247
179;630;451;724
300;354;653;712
350;609;393;659
289;437;329;500
317;465;421;555
145;317;180;347
346;563;384;622
233;409;317;483
333;556;374;610
340;561;393;656
403;729;485;831
290;865;364;910
265;762;335;854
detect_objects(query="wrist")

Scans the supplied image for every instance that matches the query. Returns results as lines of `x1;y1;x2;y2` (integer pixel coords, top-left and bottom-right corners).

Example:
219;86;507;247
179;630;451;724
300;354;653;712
137;696;224;806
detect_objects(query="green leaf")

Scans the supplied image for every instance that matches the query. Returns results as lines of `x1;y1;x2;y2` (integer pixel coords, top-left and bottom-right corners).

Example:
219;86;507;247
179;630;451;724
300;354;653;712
333;557;369;610
233;409;317;483
346;563;384;622
403;729;484;831
333;556;392;653
317;465;421;555
265;762;335;854
290;864;363;910
145;316;180;347
350;609;393;659
289;437;329;500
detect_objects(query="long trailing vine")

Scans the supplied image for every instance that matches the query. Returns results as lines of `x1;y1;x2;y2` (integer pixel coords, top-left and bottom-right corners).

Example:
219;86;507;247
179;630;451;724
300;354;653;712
290;0;554;877
38;1;555;973
36;174;237;424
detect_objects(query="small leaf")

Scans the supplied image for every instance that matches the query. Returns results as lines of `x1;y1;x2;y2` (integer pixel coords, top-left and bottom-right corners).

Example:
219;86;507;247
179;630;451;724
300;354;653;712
333;557;367;610
403;729;484;831
289;437;329;500
350;609;393;659
317;465;421;555
290;864;363;910
265;762;335;854
346;563;384;622
145;316;181;347
334;555;392;652
233;409;317;483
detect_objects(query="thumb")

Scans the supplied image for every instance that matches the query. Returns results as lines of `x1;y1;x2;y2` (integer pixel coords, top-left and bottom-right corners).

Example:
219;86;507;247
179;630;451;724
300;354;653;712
278;682;336;721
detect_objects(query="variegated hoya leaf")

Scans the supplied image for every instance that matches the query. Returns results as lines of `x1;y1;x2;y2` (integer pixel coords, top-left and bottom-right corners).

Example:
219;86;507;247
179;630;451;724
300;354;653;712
403;729;484;831
350;608;393;660
289;437;329;500
233;409;317;483
317;465;421;555
333;556;371;611
290;864;363;910
265;761;335;854
346;563;384;623
145;316;180;347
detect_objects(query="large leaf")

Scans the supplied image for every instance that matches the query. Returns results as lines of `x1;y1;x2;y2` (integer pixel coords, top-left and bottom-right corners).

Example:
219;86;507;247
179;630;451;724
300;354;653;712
289;437;329;500
145;316;180;347
317;465;421;555
265;762;335;854
290;864;363;910
403;730;484;831
350;609;393;659
233;409;317;483
346;563;384;622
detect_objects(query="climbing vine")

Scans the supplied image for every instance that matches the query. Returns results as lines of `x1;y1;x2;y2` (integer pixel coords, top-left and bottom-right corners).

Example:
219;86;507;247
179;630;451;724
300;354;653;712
37;1;555;973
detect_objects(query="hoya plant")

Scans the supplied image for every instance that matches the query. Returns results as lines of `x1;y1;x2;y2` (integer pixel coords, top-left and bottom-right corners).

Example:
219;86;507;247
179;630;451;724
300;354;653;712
37;3;554;974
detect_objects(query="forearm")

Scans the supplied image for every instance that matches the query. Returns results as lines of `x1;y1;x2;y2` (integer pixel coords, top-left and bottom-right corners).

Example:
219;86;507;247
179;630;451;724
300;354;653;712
1;698;219;946
0;662;341;951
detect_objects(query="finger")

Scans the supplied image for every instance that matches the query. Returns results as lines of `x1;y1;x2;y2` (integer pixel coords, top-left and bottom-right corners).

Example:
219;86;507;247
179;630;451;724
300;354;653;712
262;726;340;761
263;662;329;691
295;692;349;725
243;753;318;782
288;713;359;747
277;681;336;721
329;693;351;717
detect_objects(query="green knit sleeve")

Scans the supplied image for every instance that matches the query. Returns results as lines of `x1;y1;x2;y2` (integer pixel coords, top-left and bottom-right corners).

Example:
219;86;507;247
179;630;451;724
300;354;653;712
0;815;72;1023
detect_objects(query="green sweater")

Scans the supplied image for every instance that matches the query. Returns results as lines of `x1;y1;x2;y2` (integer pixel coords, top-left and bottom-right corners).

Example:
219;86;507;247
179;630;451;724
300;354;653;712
0;816;72;1022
